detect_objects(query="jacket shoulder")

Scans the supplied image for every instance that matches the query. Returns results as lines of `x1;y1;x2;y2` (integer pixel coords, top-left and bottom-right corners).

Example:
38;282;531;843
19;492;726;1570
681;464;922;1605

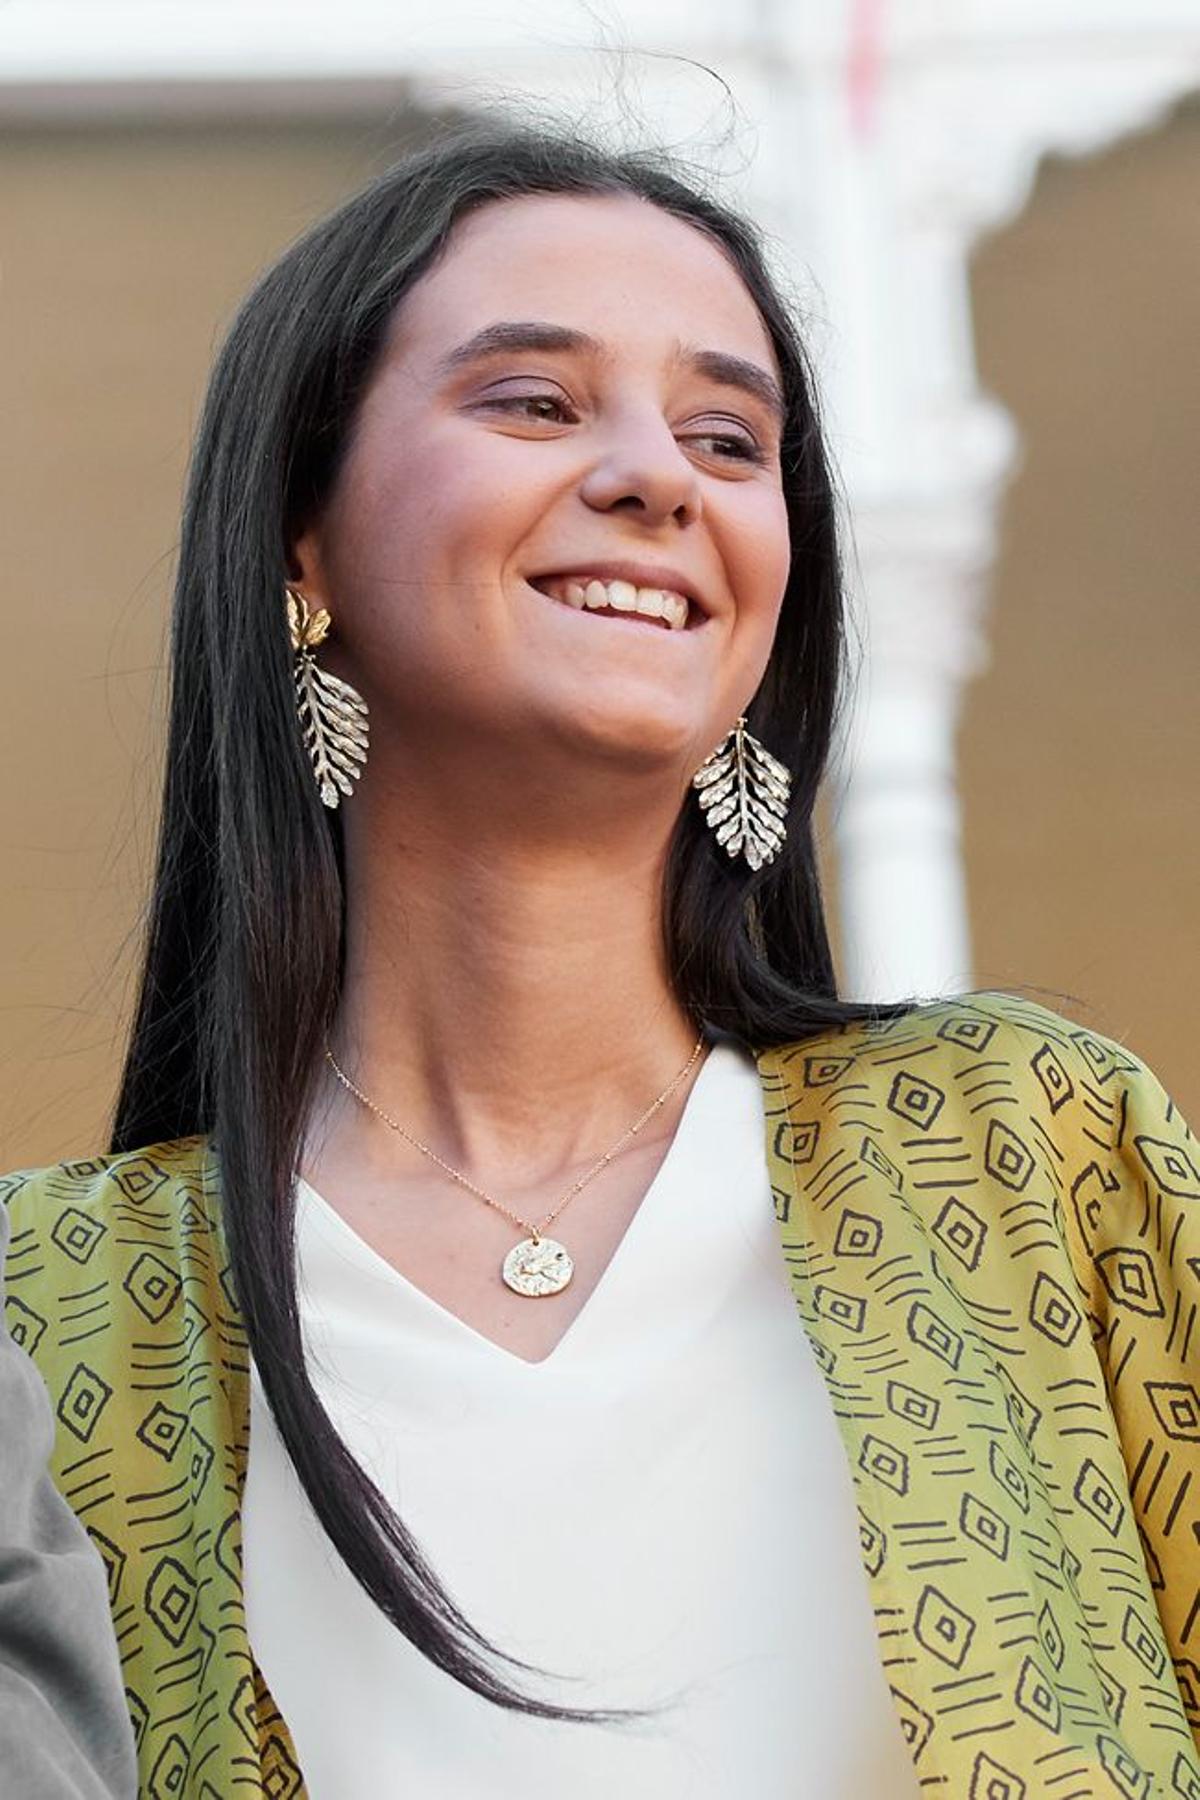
1;1135;212;1221
1;1137;223;1362
767;987;1148;1088
760;988;1174;1205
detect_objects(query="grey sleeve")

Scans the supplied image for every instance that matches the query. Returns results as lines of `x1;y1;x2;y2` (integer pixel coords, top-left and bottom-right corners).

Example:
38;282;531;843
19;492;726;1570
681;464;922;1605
0;1203;138;1800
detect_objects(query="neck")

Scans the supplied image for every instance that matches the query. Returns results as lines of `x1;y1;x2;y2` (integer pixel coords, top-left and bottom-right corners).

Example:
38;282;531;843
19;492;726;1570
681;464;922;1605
315;791;704;1187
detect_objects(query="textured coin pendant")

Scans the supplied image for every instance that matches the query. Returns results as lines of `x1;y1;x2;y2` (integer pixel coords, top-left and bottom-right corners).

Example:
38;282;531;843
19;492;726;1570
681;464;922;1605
502;1236;574;1297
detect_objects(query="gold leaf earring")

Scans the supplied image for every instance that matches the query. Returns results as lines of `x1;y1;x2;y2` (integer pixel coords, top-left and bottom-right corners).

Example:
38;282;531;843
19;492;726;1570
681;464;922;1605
285;585;370;809
692;715;791;871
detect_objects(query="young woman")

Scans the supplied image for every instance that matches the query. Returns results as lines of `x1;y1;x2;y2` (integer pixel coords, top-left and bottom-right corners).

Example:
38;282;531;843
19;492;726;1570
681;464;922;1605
3;118;1197;1798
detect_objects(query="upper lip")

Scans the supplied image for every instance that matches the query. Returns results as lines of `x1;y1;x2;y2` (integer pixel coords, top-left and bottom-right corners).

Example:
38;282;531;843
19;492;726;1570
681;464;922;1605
528;561;708;616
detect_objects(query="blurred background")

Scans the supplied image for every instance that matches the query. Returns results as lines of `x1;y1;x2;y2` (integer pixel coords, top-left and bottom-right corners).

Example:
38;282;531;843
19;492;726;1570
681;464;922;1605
2;1;1198;1164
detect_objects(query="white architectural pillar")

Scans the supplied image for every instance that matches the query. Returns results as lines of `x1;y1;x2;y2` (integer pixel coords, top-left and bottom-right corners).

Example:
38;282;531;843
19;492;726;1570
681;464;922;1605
742;6;1200;1000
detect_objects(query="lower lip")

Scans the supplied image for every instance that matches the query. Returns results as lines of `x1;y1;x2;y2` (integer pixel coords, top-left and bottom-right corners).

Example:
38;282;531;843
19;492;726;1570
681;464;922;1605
525;583;695;636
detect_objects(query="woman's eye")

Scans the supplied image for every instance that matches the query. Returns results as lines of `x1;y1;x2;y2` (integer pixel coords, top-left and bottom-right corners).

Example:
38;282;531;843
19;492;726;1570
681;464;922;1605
484;392;574;423
686;429;768;465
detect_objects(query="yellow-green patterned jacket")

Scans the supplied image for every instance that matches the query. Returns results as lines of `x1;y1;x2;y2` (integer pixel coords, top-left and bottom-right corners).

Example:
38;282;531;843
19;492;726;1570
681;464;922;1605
3;992;1199;1797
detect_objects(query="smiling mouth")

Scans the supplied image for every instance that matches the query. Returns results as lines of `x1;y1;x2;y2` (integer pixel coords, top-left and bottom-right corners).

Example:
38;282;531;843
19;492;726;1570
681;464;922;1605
527;575;697;632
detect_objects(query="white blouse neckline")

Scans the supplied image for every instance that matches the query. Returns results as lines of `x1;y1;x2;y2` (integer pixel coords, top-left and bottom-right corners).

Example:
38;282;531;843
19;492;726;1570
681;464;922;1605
292;1034;740;1373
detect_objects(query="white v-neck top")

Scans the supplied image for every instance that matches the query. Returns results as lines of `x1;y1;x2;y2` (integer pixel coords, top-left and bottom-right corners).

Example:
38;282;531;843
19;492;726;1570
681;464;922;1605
243;1039;920;1798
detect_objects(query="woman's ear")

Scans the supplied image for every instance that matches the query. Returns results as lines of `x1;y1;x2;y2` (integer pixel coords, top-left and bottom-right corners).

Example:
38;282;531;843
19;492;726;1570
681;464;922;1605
286;523;330;601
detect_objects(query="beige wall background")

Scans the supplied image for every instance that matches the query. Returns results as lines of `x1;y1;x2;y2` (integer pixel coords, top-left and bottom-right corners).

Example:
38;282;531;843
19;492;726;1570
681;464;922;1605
2;100;1197;1168
962;91;1200;1098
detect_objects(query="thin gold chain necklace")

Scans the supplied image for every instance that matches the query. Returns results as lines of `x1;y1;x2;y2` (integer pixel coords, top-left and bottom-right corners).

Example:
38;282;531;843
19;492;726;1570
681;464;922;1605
322;1034;708;1298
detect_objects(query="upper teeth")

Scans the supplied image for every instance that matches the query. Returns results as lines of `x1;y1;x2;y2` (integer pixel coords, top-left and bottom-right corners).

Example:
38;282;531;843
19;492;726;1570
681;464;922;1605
539;577;690;631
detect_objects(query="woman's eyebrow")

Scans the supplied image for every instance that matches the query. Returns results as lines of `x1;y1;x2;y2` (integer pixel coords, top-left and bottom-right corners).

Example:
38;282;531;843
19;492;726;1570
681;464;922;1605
435;320;594;375
435;320;784;423
684;347;784;425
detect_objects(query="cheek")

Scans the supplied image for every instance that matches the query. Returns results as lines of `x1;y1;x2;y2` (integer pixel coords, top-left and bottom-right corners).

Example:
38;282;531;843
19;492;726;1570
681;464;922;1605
340;427;554;588
337;442;463;579
726;486;791;625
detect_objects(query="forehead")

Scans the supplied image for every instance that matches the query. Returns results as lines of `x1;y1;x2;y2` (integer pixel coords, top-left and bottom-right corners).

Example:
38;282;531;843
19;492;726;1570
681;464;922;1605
390;190;779;377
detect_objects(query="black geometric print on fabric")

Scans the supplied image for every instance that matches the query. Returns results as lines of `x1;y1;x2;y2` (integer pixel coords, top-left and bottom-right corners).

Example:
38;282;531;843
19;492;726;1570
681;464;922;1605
1145;1382;1200;1443
802;1052;856;1087
1097;1734;1152;1798
55;1361;113;1445
108;1154;170;1207
88;1526;127;1608
1072;1454;1129;1540
213;1506;241;1585
1015;1653;1062;1733
858;1510;886;1577
887;1687;933;1759
860;1133;904;1191
935;1013;998;1055
229;1672;259;1749
134;1400;189;1462
1176;1659;1200;1728
995;1364;1043;1448
959;1491;1010;1560
968;1749;1027;1798
121;1250;182;1323
1132;1133;1200;1197
1096;1245;1166;1317
1028;1268;1083;1347
1037;1599;1065;1671
1097;1659;1128;1727
49;1205;107;1265
146;1731;190;1799
816;1285;868;1336
993;1432;1036;1519
1031;1040;1074;1118
1170;1748;1200;1800
906;1299;963;1369
982;1116;1036;1190
931;1193;988;1271
189;1425;215;1502
124;1686;148;1751
771;1116;819;1167
859;1432;909;1497
5;1290;47;1354
886;1068;945;1131
885;1379;939;1432
218;1259;240;1313
1123;1601;1168;1679
912;1583;976;1670
144;1555;199;1648
833;1207;882;1256
259;1733;305;1798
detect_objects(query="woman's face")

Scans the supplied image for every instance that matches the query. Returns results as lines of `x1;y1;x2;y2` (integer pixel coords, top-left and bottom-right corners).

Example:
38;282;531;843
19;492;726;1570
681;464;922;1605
292;191;791;791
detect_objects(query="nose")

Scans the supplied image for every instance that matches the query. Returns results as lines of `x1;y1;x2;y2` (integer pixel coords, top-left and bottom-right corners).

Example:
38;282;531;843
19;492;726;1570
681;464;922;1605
578;412;703;528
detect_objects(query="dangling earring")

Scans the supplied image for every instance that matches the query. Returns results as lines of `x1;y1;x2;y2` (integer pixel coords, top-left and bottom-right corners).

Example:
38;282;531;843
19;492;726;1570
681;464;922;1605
691;714;791;870
285;585;369;809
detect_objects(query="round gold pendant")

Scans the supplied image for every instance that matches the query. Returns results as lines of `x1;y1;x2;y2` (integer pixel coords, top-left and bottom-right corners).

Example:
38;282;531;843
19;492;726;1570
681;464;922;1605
502;1236;574;1297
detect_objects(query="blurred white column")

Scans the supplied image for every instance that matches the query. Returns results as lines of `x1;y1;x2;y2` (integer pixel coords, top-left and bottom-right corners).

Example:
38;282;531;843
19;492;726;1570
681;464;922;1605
832;472;1006;1001
746;4;1200;1002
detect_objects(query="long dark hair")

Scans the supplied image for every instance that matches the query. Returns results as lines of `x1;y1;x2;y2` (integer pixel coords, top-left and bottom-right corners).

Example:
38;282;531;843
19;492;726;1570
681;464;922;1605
109;115;925;1726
